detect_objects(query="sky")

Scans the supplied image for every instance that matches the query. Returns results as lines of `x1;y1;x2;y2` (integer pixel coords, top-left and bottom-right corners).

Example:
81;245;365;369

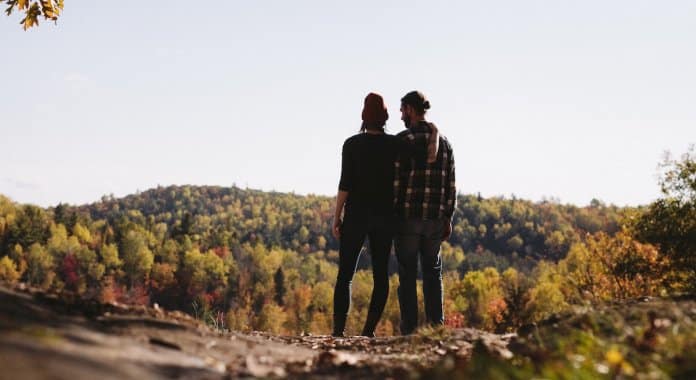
1;1;695;208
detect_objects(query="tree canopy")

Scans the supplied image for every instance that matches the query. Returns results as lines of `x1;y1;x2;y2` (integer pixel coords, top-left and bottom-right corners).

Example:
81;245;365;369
633;145;696;290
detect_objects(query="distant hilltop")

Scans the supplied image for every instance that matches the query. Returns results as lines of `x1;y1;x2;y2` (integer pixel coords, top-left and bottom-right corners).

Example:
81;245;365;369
2;184;628;269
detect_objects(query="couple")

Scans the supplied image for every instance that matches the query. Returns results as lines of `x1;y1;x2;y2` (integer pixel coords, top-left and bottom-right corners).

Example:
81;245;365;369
331;90;456;337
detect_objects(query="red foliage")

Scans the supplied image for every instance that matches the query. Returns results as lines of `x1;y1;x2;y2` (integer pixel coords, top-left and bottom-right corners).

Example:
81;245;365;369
200;292;215;308
210;289;224;305
61;254;79;289
123;283;150;306
100;276;124;304
486;298;508;325
149;263;176;291
445;312;466;329
212;246;230;259
197;290;225;310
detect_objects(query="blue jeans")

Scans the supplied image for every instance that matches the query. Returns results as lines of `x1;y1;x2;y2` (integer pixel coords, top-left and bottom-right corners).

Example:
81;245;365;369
394;218;445;334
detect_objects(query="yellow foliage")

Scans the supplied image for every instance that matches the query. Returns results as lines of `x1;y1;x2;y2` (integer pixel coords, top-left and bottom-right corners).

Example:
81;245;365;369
227;304;253;333
452;267;507;330
0;256;20;284
522;261;569;322
256;302;287;334
605;347;623;365
309;312;331;335
72;223;92;245
4;0;63;30
566;230;667;300
25;243;54;289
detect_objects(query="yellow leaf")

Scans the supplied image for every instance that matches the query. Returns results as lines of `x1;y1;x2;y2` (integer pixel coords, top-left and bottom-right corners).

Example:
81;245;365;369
605;347;623;366
621;362;635;376
21;3;41;30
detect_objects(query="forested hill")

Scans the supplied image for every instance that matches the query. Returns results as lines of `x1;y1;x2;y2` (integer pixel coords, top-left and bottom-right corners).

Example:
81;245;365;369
0;165;696;336
71;185;625;270
0;180;683;337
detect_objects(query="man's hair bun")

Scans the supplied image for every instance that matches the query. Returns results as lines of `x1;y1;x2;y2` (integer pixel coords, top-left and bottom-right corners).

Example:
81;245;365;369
401;90;431;115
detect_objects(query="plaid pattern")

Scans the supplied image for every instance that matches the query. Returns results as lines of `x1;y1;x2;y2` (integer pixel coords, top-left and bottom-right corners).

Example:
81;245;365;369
394;121;456;220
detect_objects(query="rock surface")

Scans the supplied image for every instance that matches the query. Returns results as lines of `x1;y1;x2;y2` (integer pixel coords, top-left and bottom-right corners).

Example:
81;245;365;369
0;285;513;379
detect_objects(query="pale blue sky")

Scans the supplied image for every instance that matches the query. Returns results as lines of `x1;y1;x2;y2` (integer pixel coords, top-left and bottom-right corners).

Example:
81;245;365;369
1;1;695;207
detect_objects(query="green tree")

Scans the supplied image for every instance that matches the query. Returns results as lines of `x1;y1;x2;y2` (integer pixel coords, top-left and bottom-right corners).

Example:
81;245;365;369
100;243;122;274
77;246;104;288
25;243;55;289
500;268;531;328
0;196;17;249
441;242;465;273
310;281;333;315
634;146;696;290
181;248;228;297
524;262;568;322
119;230;154;287
273;267;286;306
8;243;26;277
6;205;49;250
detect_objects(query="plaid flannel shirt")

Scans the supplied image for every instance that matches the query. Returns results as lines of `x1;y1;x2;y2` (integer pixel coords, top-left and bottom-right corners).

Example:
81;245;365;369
394;121;456;220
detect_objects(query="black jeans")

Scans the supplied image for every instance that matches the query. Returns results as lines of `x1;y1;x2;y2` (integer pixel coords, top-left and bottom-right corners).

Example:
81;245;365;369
394;218;445;334
333;212;394;322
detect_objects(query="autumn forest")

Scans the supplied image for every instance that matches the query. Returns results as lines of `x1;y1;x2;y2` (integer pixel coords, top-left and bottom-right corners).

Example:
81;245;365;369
0;148;693;338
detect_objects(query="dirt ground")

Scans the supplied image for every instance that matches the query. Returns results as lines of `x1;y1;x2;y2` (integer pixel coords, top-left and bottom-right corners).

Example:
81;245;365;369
0;285;514;379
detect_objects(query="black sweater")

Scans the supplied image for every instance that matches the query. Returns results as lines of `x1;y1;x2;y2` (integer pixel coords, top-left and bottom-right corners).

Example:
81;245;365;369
338;132;427;217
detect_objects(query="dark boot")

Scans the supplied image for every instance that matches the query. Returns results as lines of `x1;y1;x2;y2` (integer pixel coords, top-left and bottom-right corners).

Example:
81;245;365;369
332;315;346;337
361;311;381;337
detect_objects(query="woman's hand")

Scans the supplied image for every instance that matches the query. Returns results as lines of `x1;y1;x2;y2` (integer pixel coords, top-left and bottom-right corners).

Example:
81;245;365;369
443;220;452;240
332;217;342;239
333;190;348;240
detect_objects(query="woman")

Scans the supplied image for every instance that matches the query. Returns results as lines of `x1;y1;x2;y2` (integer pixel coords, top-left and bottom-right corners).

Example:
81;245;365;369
332;92;438;337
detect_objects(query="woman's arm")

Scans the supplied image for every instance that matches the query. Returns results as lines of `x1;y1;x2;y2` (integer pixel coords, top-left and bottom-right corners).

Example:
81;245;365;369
333;190;348;239
334;141;352;239
427;123;439;163
396;124;440;163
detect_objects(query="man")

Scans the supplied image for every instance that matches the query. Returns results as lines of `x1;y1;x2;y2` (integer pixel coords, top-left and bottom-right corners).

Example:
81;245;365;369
394;90;456;335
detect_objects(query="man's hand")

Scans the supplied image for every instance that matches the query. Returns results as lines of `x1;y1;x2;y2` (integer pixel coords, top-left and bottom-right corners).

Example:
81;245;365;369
332;218;342;239
443;220;452;240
